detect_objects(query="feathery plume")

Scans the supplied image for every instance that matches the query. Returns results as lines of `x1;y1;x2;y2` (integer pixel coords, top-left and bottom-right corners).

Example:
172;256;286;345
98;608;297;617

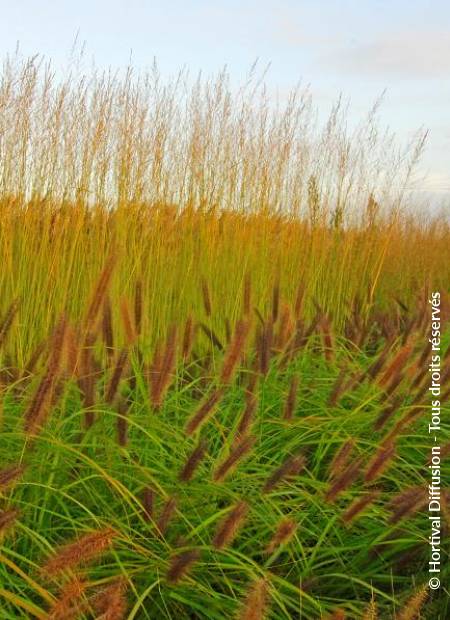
120;297;136;345
327;368;347;406
201;278;212;317
0;464;25;491
102;298;114;359
220;320;251;384
283;376;299;421
342;491;380;523
182;315;195;360
142;487;154;521
238;578;270;620
378;343;413;388
42;527;117;576
185;388;224;435
116;398;129;447
0;299;19;350
364;440;396;483
0;508;20;534
325;458;362;502
84;254;116;331
167;549;201;584
266;518;297;554
47;577;87;620
179;440;208;482
237;392;258;437
320;315;335;362
397;585;428;620
105;348;128;404
91;578;128;620
388;486;428;523
258;321;273;376
263;453;305;493
328;439;355;480
150;325;178;409
213;501;249;549
213;435;255;482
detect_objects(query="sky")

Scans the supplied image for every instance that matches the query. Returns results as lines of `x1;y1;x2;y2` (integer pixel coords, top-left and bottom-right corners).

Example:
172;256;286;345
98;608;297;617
0;0;449;205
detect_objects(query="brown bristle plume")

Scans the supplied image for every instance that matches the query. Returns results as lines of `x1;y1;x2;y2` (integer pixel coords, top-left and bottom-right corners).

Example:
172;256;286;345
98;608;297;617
364;440;396;483
213;435;256;482
142;487;154;521
201;278;212;317
275;303;293;350
150;325;178;409
42;527;117;576
378;343;413;388
91;578;128;620
266;517;297;554
0;464;25;491
397;585;428;620
327;368;347;406
65;325;80;377
325;458;362;502
179;439;208;482
328;439;355;480
120;297;136;345
362;338;393;383
320;315;335;362
47;577;87;620
0;507;20;534
220;319;251;384
24;368;57;434
263;453;305;493
0;298;19;350
23;340;47;377
84;254;116;331
283;376;299;421
156;496;177;536
237;392;258;437
213;501;249;549
116;398;129;447
182;315;195;360
167;549;201;584
185;388;224;436
374;396;402;431
238;578;270;620
294;282;305;319
102;298;114;358
258;321;273;376
388;486;428;523
106;348;128;404
342;490;380;523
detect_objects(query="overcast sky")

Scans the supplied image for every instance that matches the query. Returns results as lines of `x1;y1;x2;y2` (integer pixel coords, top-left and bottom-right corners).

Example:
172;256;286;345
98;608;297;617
0;0;449;204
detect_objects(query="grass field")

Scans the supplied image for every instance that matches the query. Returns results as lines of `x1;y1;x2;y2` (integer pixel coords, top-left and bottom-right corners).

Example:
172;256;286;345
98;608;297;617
0;55;449;619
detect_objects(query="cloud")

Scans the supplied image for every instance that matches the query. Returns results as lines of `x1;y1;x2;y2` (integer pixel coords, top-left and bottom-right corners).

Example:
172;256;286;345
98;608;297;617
327;29;450;78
